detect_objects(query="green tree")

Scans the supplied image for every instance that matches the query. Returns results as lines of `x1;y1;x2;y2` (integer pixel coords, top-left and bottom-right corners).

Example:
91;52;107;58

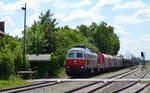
26;10;58;54
39;10;58;53
0;48;15;79
77;24;90;37
54;28;98;66
0;35;30;79
26;22;47;54
93;21;120;55
89;22;97;32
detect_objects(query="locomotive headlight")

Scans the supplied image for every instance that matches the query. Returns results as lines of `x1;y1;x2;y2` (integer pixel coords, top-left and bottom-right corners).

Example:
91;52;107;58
81;66;84;69
74;60;77;63
67;66;69;68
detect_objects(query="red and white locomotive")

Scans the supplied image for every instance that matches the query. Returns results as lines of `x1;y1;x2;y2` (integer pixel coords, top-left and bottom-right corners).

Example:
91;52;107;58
66;46;132;77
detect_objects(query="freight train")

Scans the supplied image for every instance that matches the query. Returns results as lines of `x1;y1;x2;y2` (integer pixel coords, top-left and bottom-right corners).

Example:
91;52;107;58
66;46;134;77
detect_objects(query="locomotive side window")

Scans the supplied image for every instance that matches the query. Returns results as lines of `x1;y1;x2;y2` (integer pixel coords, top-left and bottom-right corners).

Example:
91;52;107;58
76;53;83;58
68;53;75;59
84;54;87;58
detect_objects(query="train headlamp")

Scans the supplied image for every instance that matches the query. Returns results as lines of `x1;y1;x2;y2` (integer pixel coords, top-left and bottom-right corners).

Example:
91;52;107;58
81;66;84;69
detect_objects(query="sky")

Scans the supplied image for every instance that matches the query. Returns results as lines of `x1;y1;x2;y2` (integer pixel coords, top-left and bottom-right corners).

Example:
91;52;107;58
0;0;150;60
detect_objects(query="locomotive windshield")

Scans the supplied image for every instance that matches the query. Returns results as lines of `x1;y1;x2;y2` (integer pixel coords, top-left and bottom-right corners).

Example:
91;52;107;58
76;53;83;58
67;52;84;59
68;53;75;59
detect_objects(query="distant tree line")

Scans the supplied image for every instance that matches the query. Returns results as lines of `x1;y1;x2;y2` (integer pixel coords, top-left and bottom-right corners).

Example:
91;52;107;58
26;10;120;56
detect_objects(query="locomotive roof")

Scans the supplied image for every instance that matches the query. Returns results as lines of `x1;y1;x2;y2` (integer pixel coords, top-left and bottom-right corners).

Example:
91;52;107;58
68;47;97;55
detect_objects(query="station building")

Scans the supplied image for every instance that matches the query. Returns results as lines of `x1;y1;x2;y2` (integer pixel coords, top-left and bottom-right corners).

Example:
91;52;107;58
27;54;51;78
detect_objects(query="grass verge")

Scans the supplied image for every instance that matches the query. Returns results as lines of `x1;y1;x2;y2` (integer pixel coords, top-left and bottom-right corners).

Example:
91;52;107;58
0;79;31;90
56;68;68;78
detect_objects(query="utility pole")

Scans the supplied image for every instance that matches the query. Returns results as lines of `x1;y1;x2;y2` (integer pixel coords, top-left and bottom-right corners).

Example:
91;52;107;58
22;3;27;63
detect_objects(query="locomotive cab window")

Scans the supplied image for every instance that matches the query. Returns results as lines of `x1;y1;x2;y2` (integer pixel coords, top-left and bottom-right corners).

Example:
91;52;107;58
84;54;87;58
68;52;75;59
76;53;83;58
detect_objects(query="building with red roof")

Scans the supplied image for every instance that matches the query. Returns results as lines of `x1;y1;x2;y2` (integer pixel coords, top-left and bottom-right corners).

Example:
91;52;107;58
0;22;5;37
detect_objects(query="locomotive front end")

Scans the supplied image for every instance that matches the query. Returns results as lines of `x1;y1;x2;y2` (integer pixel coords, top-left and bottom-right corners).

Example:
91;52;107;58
66;47;87;77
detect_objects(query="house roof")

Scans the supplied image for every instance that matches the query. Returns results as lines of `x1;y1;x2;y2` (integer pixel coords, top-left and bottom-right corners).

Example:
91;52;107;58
0;30;5;35
27;54;50;62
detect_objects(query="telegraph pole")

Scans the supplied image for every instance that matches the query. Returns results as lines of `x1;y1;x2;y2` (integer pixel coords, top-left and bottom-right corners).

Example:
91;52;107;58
22;3;27;63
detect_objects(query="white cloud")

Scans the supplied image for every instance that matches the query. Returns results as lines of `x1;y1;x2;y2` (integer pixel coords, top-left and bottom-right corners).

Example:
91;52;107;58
113;25;130;36
64;0;122;26
115;15;139;24
91;0;121;13
94;0;121;8
119;34;150;60
136;9;150;18
8;28;23;37
54;0;93;9
65;0;121;24
55;0;120;9
66;9;87;21
113;1;149;10
115;9;150;24
0;0;54;14
0;1;23;14
0;16;15;27
70;0;93;8
65;9;105;25
27;12;40;26
54;0;69;9
54;13;65;19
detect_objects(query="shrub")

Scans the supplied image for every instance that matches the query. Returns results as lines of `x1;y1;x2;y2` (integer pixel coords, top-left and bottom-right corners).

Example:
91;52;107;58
0;35;30;79
48;53;59;77
0;48;15;79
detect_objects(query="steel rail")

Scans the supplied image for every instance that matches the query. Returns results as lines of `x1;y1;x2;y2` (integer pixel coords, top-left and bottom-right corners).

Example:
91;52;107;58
65;67;139;93
0;81;65;93
111;69;150;93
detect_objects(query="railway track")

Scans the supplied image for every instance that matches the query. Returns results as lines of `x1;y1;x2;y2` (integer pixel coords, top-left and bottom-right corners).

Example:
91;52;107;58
65;67;140;93
88;68;149;93
111;82;150;93
0;81;65;93
111;70;150;93
0;67;139;93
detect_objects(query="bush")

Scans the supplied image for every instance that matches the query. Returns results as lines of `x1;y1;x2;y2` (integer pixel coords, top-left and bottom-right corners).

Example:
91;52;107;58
48;53;59;77
0;36;30;80
55;68;67;78
0;49;15;79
